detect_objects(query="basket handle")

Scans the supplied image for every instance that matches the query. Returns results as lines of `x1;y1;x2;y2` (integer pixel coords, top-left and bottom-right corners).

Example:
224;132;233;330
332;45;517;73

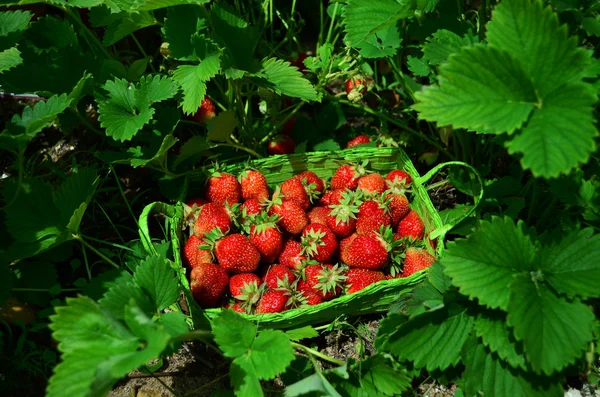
416;161;484;238
138;201;178;255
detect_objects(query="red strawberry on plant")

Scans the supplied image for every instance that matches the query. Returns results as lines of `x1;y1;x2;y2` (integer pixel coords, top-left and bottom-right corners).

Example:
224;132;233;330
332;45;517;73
402;247;435;277
278;239;307;270
184;235;213;268
263;264;295;289
330;163;366;190
358;173;386;195
268;135;296;155
346;268;386;294
304;264;346;301
190;263;229;308
346;135;371;149
194;203;231;239
396;209;425;241
206;172;241;206
239;169;269;203
267;187;308;235
281;177;311;210
386;193;410;226
208;232;261;273
308;206;330;225
249;213;283;263
256;289;290;314
326;190;359;238
345;76;367;95
301;223;338;263
190;96;216;123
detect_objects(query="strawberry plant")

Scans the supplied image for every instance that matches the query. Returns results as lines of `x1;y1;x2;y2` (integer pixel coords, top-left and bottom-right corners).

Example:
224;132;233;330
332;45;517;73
1;0;600;395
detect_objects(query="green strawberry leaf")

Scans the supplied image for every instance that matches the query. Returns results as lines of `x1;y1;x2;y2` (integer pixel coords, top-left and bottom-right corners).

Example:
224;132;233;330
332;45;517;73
0;10;32;39
507;274;594;375
474;310;526;370
332;355;411;396
212;310;256;357
461;336;563;397
133;254;180;312
172;53;221;115
285;326;319;341
421;29;477;66
99;273;153;320
252;58;318;101
29;16;78;49
440;217;537;311
0;47;22;73
163;5;205;60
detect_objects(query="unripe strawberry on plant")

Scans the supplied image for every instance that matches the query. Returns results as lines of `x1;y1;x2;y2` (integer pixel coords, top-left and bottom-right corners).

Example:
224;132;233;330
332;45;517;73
301;223;338;263
346;268;386;294
256;289;290;314
249;213;283;263
278;239;307;270
346;135;371;149
268;135;296;155
304;264;346;301
183;235;213;268
190;263;229;308
396;209;425;241
205;172;241;206
239;169;269;203
190;96;216;123
193;203;231;239
263;264;295;289
402;247;435;277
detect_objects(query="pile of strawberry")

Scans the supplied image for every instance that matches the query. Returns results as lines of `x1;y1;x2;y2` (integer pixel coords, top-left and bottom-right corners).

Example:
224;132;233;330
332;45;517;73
183;163;436;315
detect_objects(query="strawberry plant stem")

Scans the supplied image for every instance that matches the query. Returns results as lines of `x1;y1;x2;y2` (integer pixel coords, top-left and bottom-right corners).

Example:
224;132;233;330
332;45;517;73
259;101;305;145
130;33;157;74
291;342;345;366
73;234;120;269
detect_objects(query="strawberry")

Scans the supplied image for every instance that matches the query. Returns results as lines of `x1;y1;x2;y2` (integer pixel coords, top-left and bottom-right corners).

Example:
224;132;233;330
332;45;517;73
308;206;330;225
288;53;308;73
318;190;334;207
396;209;424;241
329;189;349;205
240;199;262;217
330;164;366;190
278;239;307;270
256;289;289;314
346;268;385;294
226;302;246;313
194;203;231;239
229;273;261;297
326;190;359;238
343;232;391;269
214;233;261;273
190;263;229;308
183;198;208;228
402;247;435;277
263;264;295;289
295;279;324;306
357;173;386;195
249;214;283;263
206;172;241;206
268;135;296;155
267;187;308;234
356;199;392;236
346;135;371;149
345;77;367;95
385;169;412;196
184;235;213;268
301;223;338;263
304;264;346;301
387;193;410;226
297;171;325;196
339;233;358;265
281;117;296;135
281;177;311;210
239;169;269;203
190;96;216;123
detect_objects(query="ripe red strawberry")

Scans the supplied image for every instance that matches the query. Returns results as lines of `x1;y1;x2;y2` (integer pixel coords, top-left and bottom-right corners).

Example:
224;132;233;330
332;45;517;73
308;206;330;225
256;289;289;313
278;239;307;270
387;193;410;226
339;233;358;265
268;135;295;155
385;170;412;195
329;189;349;205
239;169;269;203
319;190;334;207
190;97;216;123
330;164;365;190
281;117;296;135
194;203;231;239
249;214;283;263
304;264;346;301
206;172;241;206
184;197;208;227
226;302;246;313
229;273;261;297
263;264;295;289
358;173;386;195
326;191;359;238
297;171;325;196
402;248;435;277
301;223;338;263
281;177;311;210
267;187;308;234
343;233;390;269
241;199;262;217
184;235;213;268
214;234;261;273
346;135;371;148
296;279;324;306
345;77;367;95
190;263;229;308
346;268;385;294
396;209;425;241
356;200;392;236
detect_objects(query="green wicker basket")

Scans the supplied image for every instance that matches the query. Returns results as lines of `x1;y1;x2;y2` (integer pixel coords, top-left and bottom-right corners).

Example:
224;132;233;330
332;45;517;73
138;147;481;329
